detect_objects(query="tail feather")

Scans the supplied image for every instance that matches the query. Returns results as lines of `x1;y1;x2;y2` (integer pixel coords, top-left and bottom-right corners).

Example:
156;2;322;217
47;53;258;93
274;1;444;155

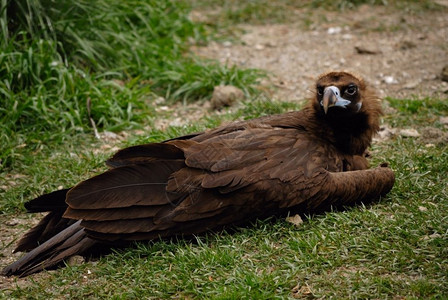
15;188;74;252
14;211;72;252
1;221;96;277
24;189;70;212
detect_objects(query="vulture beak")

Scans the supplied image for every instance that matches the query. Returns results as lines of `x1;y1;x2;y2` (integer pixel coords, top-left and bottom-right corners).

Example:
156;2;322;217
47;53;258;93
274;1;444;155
321;86;351;114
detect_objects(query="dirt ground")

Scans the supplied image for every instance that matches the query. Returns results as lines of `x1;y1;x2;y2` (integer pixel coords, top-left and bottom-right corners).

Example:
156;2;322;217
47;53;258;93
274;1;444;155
1;4;447;289
193;5;448;102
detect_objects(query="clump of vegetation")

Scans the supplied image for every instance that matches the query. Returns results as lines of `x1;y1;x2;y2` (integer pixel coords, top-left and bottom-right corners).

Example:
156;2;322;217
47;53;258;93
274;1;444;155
0;0;261;170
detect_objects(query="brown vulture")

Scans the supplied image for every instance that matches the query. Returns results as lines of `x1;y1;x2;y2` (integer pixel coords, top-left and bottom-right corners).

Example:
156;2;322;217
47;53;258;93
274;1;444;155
2;71;395;277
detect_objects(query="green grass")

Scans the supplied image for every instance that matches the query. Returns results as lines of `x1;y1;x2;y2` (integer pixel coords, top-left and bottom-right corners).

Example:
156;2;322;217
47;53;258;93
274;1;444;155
1;97;447;298
0;0;262;171
386;97;448;127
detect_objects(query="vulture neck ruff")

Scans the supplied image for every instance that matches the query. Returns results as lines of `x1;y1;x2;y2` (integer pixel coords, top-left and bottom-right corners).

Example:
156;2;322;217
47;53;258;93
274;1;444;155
310;95;380;155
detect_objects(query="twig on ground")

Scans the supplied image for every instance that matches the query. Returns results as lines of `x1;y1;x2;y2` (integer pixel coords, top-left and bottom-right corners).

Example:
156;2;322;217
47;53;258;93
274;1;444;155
86;97;100;139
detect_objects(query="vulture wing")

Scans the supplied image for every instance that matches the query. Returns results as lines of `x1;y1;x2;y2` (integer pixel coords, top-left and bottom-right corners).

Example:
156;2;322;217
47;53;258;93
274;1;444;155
65;124;338;241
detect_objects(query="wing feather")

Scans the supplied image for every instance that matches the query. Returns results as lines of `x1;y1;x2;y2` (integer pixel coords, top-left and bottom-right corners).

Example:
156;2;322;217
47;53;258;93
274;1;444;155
66;161;185;210
106;143;184;168
64;205;165;221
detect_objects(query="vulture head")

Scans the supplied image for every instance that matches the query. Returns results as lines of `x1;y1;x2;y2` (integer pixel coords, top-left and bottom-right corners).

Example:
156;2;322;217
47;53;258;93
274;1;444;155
315;71;367;115
311;71;382;155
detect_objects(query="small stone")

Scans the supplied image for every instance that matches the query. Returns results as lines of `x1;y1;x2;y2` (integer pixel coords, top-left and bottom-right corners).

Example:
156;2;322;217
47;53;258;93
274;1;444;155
327;27;342;35
440;116;448;125
291;283;313;298
154;97;165;105
383;76;398;84
375;125;396;141
355;46;381;55
434;0;448;7
403;80;421;89
420;127;444;139
429;233;441;239
418;206;428;212
399;128;420;138
67;255;85;266
5;219;19;226
419;127;448;145
286;214;303;227
442;65;448;82
100;131;119;140
211;85;244;109
100;144;112;151
169;118;184;127
396;40;417;50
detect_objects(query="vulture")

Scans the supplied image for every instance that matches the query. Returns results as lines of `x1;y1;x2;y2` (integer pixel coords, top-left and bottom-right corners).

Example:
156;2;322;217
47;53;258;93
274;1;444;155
2;71;395;277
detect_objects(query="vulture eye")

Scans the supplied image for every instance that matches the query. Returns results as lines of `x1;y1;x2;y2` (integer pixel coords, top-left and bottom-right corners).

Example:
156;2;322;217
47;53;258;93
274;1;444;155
317;86;324;96
345;85;357;96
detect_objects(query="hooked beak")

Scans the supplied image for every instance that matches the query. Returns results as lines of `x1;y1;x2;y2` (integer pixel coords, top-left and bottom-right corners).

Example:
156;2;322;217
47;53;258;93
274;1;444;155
321;86;351;114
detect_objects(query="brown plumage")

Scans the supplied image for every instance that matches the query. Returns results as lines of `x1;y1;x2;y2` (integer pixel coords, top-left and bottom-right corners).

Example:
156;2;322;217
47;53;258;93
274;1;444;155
2;71;395;277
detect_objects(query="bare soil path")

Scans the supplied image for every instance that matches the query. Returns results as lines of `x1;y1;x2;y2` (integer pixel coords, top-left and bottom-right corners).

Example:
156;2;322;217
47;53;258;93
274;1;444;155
193;5;448;101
